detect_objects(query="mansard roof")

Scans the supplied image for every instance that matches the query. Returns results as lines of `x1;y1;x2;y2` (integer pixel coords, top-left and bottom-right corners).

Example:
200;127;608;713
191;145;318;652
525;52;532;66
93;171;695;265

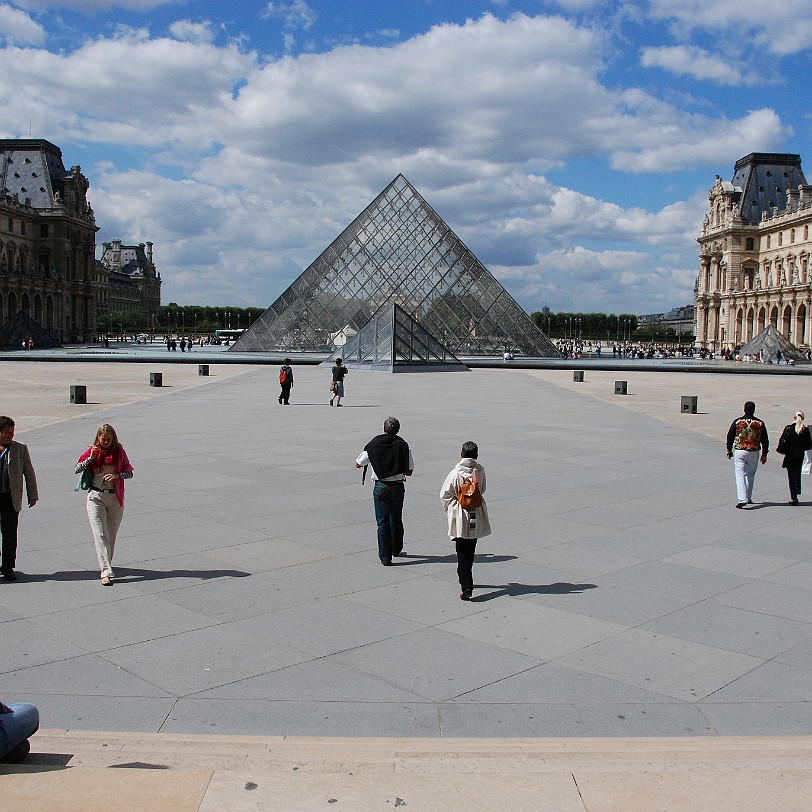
0;138;68;209
731;153;807;224
100;241;154;278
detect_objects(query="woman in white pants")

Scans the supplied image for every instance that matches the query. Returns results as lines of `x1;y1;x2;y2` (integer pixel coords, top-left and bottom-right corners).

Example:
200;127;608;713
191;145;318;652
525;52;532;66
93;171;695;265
75;424;134;585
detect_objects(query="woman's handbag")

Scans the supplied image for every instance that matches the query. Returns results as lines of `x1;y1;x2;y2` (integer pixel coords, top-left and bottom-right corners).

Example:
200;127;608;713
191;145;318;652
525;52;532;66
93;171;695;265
777;426;790;455
74;465;93;492
329;381;336;393
803;452;811;476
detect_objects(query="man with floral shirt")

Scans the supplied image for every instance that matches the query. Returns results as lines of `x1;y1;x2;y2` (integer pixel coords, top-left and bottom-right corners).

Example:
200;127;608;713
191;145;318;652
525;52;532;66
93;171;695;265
726;401;769;508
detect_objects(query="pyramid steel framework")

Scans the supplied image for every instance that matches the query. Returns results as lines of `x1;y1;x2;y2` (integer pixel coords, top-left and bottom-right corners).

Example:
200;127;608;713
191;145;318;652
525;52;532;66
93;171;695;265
326;303;469;372
230;174;558;356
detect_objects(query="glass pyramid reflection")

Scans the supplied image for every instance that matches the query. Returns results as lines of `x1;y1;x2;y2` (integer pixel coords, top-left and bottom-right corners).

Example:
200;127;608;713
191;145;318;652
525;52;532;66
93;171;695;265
231;174;557;356
325;303;468;372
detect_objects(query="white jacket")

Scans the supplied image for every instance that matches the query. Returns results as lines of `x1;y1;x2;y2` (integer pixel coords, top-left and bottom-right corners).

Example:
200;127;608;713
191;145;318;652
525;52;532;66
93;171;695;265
440;458;491;539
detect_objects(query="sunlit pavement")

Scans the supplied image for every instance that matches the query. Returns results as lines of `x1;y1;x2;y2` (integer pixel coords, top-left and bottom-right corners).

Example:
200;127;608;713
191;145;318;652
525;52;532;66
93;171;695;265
3;350;812;809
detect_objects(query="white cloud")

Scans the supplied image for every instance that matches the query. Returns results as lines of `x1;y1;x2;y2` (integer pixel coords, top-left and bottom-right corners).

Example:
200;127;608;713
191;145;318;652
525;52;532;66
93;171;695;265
0;36;254;148
15;0;175;9
0;3;45;45
643;0;812;57
263;1;317;30
497;247;697;313
169;19;215;45
1;11;784;311
640;45;759;86
610;108;789;172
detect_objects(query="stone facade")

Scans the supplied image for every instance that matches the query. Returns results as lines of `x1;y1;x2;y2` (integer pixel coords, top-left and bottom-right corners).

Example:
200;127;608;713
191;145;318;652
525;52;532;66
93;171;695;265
0;139;98;342
695;152;812;351
0;138;161;343
98;239;161;327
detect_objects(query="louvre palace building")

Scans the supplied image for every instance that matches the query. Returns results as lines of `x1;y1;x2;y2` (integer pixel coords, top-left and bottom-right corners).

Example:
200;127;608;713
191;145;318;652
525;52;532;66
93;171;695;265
0;138;160;343
695;152;812;352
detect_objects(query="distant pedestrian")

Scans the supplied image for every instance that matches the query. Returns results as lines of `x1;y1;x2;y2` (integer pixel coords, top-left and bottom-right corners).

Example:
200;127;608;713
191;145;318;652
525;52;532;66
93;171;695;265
355;417;414;565
330;358;348;406
0;417;39;581
776;410;812;505
75;424;134;585
726;401;769;508
440;441;491;600
278;358;294;405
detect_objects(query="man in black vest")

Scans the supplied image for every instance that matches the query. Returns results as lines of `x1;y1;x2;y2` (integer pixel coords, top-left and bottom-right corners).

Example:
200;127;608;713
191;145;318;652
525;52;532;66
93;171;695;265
355;417;414;565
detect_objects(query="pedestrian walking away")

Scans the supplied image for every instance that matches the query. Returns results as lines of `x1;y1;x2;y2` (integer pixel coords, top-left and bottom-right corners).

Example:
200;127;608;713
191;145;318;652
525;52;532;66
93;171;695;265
726;401;769;508
278;358;294;405
75;424;134;585
0;416;39;581
440;441;491;600
330;357;348;406
776;410;812;505
355;417;414;565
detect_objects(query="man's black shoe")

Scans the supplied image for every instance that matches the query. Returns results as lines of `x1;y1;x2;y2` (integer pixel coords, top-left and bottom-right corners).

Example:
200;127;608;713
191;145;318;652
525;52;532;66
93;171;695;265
2;570;17;581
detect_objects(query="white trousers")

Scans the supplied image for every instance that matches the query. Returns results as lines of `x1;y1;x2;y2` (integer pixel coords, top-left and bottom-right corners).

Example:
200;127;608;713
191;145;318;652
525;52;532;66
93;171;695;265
733;449;760;504
86;490;124;578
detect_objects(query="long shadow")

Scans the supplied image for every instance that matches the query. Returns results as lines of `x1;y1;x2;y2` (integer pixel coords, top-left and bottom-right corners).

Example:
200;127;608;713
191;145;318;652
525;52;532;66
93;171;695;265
746;500;807;509
394;552;518;566
473;582;598;601
16;567;251;584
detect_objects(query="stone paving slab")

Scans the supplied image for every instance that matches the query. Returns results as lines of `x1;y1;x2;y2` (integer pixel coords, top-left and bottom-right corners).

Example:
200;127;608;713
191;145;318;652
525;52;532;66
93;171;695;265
1;355;812;746
4;731;812;811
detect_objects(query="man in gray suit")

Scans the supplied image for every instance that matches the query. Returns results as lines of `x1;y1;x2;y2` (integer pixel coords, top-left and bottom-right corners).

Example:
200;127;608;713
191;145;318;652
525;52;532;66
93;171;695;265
0;417;38;581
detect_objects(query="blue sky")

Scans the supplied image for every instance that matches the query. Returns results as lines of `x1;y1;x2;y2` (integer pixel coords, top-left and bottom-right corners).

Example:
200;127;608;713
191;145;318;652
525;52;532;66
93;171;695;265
2;1;810;314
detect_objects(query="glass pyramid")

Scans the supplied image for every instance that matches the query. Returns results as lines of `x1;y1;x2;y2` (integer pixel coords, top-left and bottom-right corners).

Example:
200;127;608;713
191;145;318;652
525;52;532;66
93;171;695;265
231;174;557;357
327;303;468;372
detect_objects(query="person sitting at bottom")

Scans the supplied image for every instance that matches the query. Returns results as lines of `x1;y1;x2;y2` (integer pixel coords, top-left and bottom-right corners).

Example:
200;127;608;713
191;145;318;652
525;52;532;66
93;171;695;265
0;700;39;763
440;441;491;601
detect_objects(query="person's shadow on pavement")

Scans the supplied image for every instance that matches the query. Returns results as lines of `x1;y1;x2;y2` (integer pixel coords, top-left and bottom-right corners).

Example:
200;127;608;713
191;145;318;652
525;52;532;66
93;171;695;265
473;582;597;601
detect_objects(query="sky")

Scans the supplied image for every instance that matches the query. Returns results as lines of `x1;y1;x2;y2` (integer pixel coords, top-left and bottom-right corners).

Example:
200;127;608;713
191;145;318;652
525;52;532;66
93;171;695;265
1;1;810;316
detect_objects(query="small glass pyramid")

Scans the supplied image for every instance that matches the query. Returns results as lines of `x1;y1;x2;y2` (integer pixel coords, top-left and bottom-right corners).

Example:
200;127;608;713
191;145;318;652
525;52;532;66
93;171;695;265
324;303;468;372
231;174;557;357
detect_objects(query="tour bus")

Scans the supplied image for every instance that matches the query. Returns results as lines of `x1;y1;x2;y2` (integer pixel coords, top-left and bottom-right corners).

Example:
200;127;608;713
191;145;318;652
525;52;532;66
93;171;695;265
214;328;245;343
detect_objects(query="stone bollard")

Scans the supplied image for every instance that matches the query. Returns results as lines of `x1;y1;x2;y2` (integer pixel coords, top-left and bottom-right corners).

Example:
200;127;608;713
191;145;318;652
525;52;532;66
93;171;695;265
681;395;698;414
70;385;87;404
573;370;584;382
614;380;627;395
198;365;209;376
150;372;163;387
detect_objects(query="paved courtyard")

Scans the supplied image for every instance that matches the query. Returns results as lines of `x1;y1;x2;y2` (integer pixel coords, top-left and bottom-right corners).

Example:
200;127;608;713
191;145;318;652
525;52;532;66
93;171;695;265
3;355;812;739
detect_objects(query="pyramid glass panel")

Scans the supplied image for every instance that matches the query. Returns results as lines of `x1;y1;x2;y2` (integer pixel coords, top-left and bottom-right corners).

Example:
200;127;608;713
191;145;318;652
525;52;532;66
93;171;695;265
330;304;468;372
231;175;558;356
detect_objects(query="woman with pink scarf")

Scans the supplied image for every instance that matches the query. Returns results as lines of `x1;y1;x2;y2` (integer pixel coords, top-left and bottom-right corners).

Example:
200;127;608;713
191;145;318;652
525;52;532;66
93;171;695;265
75;424;134;585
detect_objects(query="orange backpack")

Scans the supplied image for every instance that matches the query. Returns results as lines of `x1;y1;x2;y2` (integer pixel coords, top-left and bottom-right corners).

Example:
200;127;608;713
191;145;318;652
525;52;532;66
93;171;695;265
456;471;482;510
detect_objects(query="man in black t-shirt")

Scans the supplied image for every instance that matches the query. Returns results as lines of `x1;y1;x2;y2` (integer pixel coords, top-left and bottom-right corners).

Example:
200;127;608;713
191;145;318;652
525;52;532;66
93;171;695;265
355;417;414;565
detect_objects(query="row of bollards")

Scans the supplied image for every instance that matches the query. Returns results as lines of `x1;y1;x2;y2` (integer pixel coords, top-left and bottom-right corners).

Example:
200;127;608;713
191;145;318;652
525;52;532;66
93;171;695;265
70;365;210;402
572;371;698;413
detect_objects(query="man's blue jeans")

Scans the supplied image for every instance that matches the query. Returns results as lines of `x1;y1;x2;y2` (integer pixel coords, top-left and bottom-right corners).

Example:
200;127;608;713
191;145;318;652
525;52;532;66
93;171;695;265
373;480;405;563
0;702;39;759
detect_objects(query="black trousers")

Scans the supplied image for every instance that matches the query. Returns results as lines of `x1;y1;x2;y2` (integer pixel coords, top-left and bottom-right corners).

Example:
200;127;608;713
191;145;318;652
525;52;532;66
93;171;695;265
0;492;19;573
279;383;292;404
787;466;803;500
454;537;478;592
